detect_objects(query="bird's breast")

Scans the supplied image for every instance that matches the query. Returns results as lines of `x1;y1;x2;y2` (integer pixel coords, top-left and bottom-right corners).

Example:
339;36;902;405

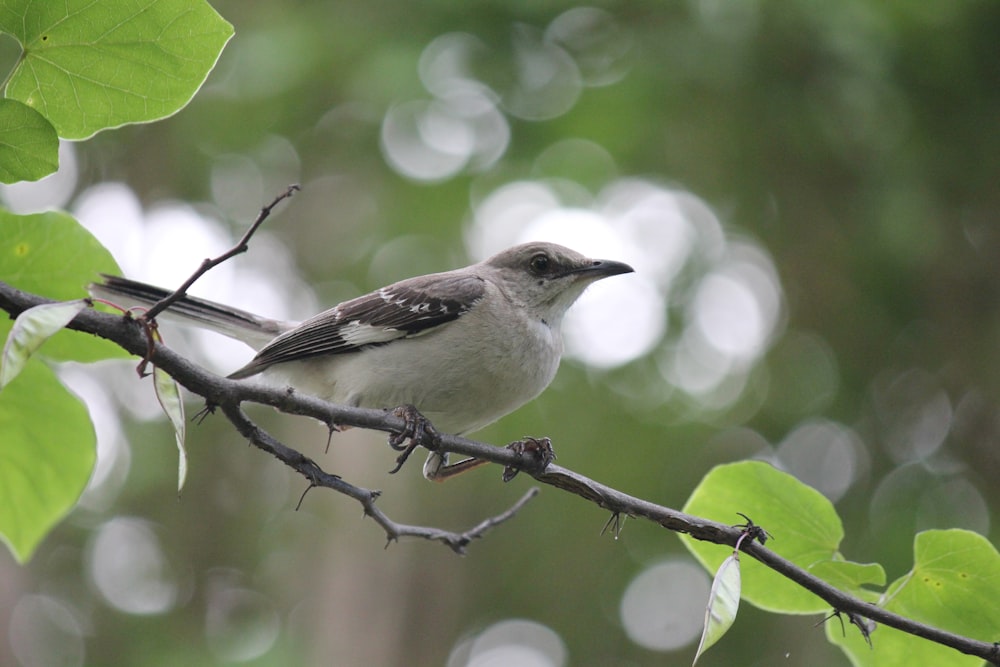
258;308;563;436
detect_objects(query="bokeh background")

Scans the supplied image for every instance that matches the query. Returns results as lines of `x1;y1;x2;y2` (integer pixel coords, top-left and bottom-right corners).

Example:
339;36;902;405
3;1;1000;665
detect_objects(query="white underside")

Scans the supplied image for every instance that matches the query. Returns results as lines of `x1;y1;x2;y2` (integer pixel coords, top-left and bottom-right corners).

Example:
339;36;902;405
259;283;563;436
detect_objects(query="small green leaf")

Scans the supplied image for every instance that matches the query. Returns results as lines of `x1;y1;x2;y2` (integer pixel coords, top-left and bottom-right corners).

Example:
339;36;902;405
1;299;88;388
890;530;1000;638
807;560;885;601
0;99;60;183
153;365;187;493
0;0;234;140
0;207;126;362
0;360;95;563
693;552;741;665
829;530;999;667
681;461;856;613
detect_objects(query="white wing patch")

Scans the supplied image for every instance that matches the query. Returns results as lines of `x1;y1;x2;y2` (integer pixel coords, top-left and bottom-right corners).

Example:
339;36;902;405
338;320;408;347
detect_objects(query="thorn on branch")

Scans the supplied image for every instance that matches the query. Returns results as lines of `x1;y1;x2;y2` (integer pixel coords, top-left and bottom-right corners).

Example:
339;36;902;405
601;511;626;539
193;402;216;424
850;614;877;649
324;421;341;454
300;455;337;485
295;483;316;511
816;609;876;649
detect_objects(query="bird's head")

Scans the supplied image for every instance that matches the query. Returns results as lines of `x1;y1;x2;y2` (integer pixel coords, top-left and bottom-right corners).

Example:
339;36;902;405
483;242;634;324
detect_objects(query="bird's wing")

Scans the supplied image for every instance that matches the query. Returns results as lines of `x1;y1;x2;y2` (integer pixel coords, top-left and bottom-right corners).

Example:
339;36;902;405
228;271;486;378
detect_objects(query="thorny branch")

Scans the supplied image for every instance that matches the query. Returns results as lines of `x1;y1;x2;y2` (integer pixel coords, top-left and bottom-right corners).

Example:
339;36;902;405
217;399;538;554
1;281;998;665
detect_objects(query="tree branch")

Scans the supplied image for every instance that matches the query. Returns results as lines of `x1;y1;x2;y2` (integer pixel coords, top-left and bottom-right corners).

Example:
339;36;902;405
218;399;537;554
1;280;997;665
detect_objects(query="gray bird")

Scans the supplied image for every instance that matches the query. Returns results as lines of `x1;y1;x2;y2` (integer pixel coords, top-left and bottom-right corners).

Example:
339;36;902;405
92;242;634;479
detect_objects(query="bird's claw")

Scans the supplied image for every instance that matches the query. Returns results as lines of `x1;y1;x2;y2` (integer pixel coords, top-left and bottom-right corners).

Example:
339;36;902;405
388;404;438;450
387;404;440;474
502;436;555;482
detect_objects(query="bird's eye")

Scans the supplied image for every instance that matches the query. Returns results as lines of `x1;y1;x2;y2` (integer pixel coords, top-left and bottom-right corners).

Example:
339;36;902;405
529;253;550;274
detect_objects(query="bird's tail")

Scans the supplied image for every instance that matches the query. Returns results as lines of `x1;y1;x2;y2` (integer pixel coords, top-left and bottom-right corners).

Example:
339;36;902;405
89;275;288;350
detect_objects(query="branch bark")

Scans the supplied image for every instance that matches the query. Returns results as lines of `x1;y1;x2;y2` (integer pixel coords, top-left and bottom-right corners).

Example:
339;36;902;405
1;280;997;665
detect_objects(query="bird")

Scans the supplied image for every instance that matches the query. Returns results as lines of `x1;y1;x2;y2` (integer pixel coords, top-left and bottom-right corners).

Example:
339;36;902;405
91;242;634;480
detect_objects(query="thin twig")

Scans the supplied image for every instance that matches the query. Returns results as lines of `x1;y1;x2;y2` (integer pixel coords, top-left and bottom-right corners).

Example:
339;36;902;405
141;185;299;322
219;399;538;554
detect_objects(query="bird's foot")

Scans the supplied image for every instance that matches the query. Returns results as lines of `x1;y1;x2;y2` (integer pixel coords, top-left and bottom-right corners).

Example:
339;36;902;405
502;436;555;482
387;404;440;474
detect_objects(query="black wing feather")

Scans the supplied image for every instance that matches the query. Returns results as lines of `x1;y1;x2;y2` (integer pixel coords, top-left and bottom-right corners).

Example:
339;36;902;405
228;271;485;378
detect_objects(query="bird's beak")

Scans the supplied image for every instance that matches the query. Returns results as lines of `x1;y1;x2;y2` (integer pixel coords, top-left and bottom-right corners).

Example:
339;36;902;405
572;258;634;279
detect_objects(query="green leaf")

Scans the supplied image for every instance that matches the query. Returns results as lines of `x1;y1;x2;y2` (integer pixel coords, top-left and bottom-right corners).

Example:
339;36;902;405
681;461;861;613
0;207;126;362
153;365;187;493
0;99;59;183
1;299;88;389
0;359;95;563
807;560;885;602
693;552;741;665
892;530;1000;633
0;0;234;140
826;618;970;667
830;530;1000;667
